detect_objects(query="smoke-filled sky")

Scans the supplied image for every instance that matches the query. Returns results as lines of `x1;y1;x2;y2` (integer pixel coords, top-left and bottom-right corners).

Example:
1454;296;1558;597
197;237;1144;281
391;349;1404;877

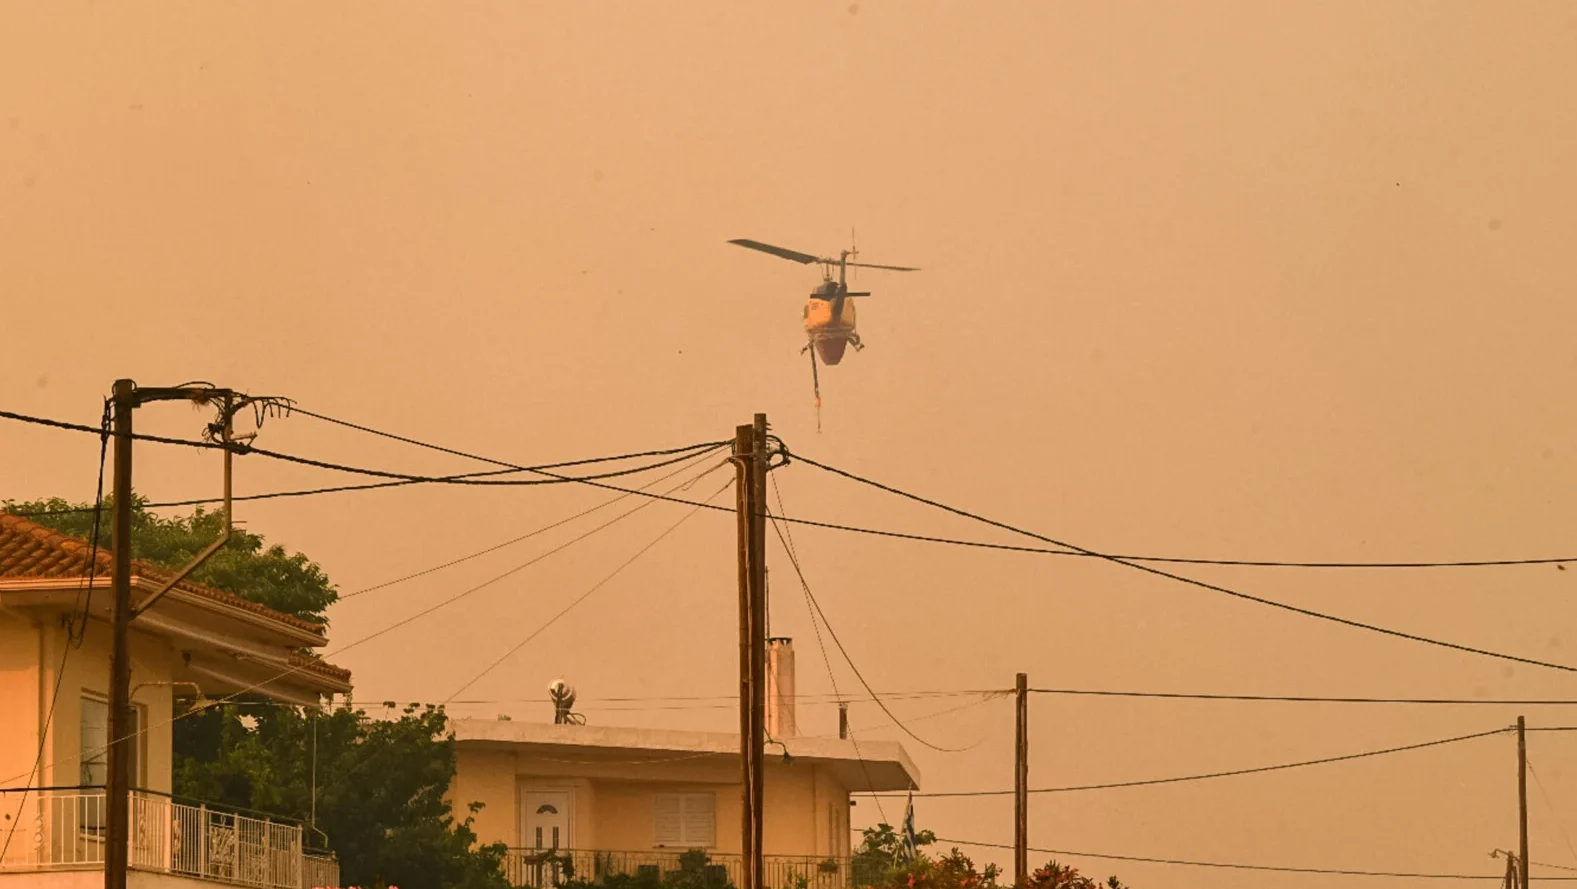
4;3;1577;886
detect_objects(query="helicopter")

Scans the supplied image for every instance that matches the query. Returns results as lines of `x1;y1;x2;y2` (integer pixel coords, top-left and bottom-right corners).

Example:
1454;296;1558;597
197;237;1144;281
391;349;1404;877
728;235;919;428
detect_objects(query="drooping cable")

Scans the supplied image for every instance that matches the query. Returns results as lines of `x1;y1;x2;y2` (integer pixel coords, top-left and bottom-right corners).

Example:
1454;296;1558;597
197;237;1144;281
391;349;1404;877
792;453;1577;674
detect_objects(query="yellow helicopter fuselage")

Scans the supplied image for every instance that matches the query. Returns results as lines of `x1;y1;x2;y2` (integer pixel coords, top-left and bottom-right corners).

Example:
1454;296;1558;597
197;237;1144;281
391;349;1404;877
804;296;856;365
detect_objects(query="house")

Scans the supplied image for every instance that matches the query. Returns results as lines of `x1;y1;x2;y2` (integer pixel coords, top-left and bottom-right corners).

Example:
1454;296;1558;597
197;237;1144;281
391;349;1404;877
0;513;353;888
449;640;920;889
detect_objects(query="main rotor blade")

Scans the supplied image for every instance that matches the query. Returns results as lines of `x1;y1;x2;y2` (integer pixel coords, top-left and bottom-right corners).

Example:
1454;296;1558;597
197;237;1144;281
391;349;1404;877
845;261;920;272
727;239;826;265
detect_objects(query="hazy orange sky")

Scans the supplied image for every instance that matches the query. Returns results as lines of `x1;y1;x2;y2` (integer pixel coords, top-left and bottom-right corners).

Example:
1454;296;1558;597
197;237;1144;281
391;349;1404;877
4;2;1577;885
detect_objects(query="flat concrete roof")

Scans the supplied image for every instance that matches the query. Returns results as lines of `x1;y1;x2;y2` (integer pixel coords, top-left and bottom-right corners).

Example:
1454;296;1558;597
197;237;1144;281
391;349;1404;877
452;719;921;793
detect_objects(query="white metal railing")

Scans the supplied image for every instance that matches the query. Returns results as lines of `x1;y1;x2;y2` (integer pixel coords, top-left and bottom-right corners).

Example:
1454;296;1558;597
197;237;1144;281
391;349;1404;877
0;787;339;889
503;848;867;889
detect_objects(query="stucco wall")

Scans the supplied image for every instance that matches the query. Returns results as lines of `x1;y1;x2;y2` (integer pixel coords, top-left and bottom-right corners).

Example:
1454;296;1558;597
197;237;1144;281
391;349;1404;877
452;747;519;848
0;614;175;793
452;747;854;858
0;611;45;789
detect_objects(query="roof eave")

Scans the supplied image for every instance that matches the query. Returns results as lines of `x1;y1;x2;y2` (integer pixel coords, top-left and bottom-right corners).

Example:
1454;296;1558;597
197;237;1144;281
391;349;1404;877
0;575;328;647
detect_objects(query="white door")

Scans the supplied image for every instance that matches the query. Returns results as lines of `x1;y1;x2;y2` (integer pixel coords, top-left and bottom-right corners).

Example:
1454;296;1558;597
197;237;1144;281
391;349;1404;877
524;789;573;851
522;790;574;888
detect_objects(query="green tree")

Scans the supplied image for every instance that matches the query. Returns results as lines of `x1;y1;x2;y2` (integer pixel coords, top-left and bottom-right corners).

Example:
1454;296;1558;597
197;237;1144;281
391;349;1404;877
853;823;1129;889
177;702;509;889
5;496;337;623
5;500;505;888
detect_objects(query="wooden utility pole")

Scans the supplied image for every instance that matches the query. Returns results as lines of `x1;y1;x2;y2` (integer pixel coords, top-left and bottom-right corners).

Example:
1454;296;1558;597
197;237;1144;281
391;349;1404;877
1015;672;1028;887
734;415;769;889
104;383;259;889
749;414;767;889
105;380;135;889
734;422;754;886
1519;716;1530;889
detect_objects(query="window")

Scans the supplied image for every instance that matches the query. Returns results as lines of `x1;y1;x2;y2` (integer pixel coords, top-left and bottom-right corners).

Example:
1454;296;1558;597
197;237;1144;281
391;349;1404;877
81;696;140;789
653;793;715;847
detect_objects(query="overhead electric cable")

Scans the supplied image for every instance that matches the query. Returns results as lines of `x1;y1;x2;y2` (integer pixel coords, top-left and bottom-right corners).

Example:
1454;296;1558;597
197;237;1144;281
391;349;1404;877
443;476;733;702
930;838;1550;881
0;459;727;788
771;474;889;821
0;406;725;489
876;726;1507;797
6;443;724;519
1030;688;1577;706
792;453;1577;674
15;407;1572;569
341;445;726;600
767;478;976;754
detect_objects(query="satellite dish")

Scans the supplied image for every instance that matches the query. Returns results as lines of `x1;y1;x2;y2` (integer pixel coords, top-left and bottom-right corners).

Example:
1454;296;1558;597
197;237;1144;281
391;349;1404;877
549;678;585;725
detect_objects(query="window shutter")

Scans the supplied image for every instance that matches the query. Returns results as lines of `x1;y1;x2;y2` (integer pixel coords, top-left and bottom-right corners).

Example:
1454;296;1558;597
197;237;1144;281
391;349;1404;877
654;794;683;846
681;794;715;847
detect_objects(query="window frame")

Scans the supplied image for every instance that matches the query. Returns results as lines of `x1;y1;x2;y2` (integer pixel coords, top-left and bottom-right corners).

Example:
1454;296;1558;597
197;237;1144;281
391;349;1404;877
652;791;716;849
80;693;145;791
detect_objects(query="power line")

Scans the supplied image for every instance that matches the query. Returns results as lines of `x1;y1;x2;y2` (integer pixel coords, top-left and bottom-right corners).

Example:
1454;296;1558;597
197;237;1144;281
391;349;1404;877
792;453;1577;675
930;837;1549;881
879;727;1507;798
1526;757;1577;868
1030;688;1577;706
340;446;726;600
4;443;726;519
325;461;726;659
767;479;977;755
443;477;733;702
0;459;729;789
11;406;1576;570
848;695;1006;736
770;475;888;823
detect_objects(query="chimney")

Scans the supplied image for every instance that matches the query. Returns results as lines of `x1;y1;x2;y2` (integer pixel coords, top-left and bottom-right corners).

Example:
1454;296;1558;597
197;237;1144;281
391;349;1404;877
767;637;797;739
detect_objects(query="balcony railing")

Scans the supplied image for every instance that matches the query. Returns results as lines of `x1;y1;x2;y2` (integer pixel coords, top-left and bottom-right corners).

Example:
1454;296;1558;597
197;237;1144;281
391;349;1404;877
0;786;339;889
503;848;878;889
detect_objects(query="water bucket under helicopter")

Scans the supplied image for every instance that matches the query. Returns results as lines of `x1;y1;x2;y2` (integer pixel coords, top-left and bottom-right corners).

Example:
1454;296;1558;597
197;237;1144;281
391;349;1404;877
814;336;849;365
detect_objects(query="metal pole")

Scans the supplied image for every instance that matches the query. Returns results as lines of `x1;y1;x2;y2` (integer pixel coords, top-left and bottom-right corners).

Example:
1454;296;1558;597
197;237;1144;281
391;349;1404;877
1015;673;1028;887
1519;716;1530;889
106;379;135;889
750;414;769;889
733;423;754;889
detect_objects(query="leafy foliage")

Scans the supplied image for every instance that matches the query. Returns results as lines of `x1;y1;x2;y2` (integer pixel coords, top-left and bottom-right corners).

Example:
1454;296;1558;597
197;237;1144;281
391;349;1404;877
5;496;337;623
8;496;500;887
556;849;734;889
176;702;509;889
1027;862;1128;889
852;823;1129;889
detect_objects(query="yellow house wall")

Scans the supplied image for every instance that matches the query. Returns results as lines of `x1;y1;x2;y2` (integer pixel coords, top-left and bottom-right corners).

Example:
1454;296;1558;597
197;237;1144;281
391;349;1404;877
59;618;176;793
452;748;854;858
0;613;175;794
0;610;45;790
452;747;519;848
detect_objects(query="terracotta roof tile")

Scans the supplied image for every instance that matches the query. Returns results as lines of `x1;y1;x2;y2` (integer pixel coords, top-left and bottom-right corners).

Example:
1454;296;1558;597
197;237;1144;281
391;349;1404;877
289;652;353;684
0;513;328;637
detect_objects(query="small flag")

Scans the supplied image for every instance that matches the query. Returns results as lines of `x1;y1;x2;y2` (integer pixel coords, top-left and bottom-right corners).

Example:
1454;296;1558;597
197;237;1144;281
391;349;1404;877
900;792;918;862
